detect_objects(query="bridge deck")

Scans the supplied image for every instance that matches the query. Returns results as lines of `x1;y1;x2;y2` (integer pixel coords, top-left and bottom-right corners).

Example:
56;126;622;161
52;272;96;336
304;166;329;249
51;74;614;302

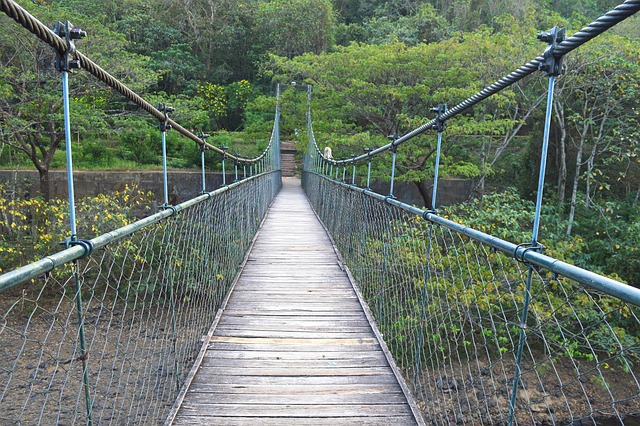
168;178;421;425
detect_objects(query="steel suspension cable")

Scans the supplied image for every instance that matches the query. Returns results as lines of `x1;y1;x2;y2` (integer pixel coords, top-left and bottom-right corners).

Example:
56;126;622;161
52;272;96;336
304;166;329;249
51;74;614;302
0;0;271;164
322;0;640;165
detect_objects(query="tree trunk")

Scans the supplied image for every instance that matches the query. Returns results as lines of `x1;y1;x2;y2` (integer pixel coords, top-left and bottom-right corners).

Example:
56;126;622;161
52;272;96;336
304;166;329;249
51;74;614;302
554;99;567;203
38;167;50;201
415;180;433;209
566;139;584;237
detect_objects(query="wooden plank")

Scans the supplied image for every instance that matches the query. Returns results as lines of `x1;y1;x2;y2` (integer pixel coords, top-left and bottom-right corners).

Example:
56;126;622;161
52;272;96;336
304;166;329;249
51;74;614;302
203;350;387;361
218;317;372;327
176;403;414;418
202;357;389;368
221;310;366;317
189;374;401;386
173;415;417;426
185;383;403;395
181;392;407;405
210;336;378;345
196;366;394;377
213;329;374;339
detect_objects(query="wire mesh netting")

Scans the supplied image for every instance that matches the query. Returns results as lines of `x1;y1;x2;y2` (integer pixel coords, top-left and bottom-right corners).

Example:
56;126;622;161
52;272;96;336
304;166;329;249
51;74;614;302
303;172;640;425
0;172;280;425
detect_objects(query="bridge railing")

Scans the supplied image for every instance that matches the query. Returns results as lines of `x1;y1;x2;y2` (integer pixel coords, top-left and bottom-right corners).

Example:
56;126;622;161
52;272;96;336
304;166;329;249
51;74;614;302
0;171;281;425
304;173;640;425
303;1;640;424
0;1;283;423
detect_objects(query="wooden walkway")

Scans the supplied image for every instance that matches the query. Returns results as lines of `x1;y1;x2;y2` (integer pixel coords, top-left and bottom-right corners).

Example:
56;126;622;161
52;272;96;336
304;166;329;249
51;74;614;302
168;178;422;425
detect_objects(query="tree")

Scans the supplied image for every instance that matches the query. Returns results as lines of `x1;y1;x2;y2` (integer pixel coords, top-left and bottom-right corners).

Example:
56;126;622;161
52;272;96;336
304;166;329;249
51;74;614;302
552;35;640;236
256;0;336;59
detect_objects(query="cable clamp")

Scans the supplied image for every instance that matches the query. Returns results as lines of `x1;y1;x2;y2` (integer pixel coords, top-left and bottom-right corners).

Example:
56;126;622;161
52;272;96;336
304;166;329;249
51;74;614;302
537;26;566;77
431;104;447;132
157;103;174;131
53;21;86;72
159;204;178;215
513;242;545;263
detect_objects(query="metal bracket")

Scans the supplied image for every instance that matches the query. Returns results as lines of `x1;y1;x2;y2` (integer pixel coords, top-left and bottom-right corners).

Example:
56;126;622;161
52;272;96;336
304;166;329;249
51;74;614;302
200;132;210;152
537;26;566;77
159;204;178;215
157;103;174;132
53;21;86;72
513;242;545;263
422;209;437;220
60;237;95;259
431;104;447;132
364;148;373;161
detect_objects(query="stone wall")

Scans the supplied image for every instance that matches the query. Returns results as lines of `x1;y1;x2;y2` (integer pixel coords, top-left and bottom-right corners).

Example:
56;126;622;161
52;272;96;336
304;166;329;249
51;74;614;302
0;170;232;205
369;178;476;207
0;170;475;207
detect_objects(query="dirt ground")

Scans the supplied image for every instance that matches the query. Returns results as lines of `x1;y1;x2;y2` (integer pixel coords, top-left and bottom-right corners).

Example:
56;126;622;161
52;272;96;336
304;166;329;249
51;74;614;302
410;352;640;425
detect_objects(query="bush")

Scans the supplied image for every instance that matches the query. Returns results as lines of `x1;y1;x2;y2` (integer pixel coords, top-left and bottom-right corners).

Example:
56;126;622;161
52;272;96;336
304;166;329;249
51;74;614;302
0;183;153;274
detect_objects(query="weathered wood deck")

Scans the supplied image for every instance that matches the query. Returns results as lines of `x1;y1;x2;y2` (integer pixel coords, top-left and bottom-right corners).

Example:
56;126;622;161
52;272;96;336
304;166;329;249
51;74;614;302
168;178;423;425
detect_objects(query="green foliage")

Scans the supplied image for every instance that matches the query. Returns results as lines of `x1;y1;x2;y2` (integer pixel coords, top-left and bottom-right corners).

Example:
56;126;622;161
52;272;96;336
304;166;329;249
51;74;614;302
197;80;254;131
150;44;206;95
349;198;640;371
362;4;449;46
256;0;336;58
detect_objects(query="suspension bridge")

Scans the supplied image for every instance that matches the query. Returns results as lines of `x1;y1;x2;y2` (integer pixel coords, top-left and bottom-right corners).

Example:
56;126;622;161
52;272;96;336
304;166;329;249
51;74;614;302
1;0;640;425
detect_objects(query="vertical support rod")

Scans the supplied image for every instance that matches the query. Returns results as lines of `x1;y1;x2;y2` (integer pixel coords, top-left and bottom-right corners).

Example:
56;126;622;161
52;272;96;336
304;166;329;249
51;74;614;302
234;161;238;182
352;163;356;185
389;145;398;197
366;159;372;190
531;76;556;245
63;70;93;426
508;75;556;426
431;104;446;210
244;163;247;179
221;156;226;186
342;165;346;182
200;146;206;193
161;130;169;205
432;131;443;210
62;72;78;239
